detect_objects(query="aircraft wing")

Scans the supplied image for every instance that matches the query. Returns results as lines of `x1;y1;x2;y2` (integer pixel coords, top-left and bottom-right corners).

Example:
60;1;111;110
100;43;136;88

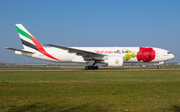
4;47;34;54
44;44;106;57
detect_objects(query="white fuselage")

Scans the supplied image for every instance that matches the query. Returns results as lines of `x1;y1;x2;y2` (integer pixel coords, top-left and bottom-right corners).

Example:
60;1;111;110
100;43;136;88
15;47;174;64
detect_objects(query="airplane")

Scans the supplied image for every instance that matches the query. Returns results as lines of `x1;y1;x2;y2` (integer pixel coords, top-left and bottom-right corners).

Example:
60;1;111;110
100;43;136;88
5;24;175;70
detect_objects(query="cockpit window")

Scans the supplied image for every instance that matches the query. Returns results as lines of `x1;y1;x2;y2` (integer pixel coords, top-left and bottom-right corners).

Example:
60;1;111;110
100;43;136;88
167;52;171;54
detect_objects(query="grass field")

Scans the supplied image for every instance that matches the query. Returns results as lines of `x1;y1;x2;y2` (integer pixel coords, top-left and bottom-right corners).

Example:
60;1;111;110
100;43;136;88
0;70;180;112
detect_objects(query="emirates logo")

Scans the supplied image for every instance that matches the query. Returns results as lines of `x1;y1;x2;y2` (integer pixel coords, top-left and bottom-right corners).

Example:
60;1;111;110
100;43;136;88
115;59;119;64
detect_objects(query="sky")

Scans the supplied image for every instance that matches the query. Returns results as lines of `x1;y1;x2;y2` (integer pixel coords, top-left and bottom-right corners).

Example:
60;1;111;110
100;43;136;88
0;0;180;64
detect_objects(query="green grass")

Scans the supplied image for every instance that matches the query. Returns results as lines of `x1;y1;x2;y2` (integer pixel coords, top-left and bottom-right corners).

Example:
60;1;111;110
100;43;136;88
0;71;180;111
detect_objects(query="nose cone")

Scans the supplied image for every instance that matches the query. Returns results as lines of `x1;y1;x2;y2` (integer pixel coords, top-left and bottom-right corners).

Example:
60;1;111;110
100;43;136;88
170;54;175;59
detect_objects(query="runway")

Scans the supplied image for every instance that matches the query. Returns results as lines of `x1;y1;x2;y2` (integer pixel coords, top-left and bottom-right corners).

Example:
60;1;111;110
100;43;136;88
0;68;180;71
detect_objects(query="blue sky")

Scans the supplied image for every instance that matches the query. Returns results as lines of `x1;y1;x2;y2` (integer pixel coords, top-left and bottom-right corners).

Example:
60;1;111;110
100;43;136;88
0;0;180;63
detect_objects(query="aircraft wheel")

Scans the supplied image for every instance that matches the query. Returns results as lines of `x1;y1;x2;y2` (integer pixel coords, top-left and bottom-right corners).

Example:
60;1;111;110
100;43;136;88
85;66;98;70
95;66;98;69
89;66;93;70
85;66;89;70
157;66;161;69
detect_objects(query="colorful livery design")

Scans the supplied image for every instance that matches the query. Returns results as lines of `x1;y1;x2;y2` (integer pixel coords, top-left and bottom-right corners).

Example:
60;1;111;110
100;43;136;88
137;47;155;62
5;24;175;70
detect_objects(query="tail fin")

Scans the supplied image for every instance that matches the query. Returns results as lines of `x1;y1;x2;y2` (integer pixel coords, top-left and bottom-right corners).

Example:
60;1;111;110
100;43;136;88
16;24;40;51
15;24;59;61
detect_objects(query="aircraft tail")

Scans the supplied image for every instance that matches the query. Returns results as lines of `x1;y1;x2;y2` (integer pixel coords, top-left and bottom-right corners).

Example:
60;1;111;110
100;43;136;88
16;24;41;51
15;24;59;61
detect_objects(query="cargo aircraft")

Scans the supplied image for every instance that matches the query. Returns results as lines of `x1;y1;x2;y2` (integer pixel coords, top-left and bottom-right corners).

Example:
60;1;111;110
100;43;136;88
5;24;175;70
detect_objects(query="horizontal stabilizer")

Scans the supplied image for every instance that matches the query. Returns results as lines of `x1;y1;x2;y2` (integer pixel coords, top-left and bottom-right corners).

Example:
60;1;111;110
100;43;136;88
4;47;34;54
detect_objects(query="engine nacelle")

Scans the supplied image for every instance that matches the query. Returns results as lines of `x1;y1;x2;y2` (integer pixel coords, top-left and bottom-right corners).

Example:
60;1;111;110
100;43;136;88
104;56;124;67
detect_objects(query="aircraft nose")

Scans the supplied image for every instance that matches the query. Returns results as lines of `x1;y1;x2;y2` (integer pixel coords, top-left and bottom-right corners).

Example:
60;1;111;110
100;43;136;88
171;54;175;59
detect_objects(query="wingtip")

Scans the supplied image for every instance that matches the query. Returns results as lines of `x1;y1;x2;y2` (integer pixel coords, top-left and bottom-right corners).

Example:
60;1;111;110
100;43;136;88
4;47;9;49
43;44;64;47
43;44;51;46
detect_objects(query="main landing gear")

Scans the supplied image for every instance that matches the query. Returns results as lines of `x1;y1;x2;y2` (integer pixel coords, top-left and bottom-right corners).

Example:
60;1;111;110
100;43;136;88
157;66;161;69
85;66;98;70
85;60;98;70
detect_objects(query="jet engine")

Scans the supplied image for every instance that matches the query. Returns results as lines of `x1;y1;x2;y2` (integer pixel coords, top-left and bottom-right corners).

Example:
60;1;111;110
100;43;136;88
104;55;124;67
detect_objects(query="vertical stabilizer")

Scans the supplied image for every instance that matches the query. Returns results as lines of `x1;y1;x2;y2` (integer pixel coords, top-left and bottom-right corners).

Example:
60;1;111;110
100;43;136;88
15;24;59;61
16;24;38;51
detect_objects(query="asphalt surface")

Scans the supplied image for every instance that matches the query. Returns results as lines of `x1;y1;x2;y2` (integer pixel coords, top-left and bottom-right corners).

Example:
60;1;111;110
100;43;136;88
0;68;180;71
